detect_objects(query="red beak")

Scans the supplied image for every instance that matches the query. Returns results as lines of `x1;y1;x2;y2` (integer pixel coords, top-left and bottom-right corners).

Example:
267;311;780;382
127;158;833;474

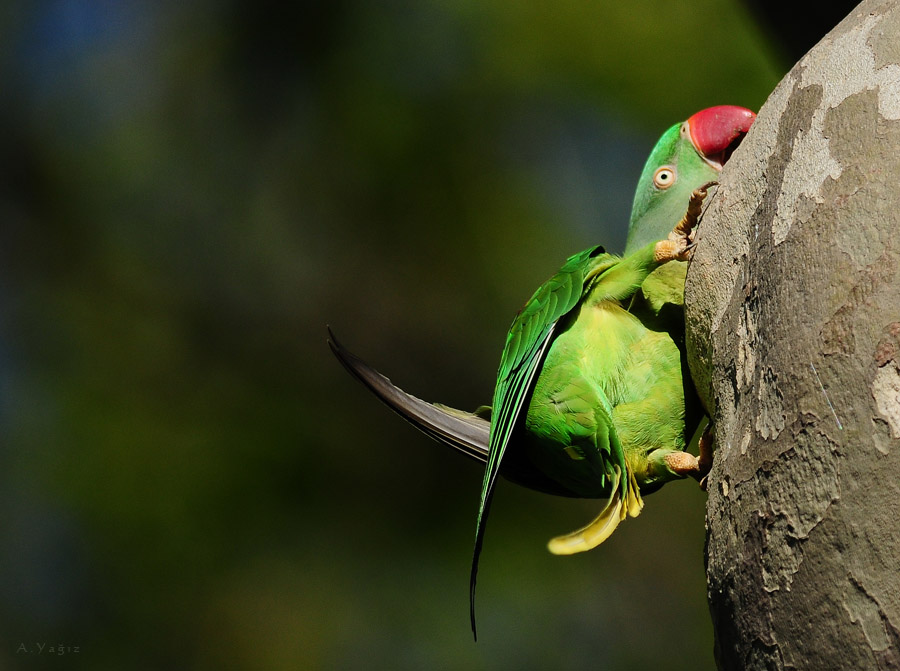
686;105;756;168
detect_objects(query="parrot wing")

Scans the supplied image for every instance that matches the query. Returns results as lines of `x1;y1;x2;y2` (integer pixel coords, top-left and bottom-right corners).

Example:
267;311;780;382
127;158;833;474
470;244;620;637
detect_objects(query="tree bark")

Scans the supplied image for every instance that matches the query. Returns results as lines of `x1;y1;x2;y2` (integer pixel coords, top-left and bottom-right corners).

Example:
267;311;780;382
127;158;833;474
685;1;900;668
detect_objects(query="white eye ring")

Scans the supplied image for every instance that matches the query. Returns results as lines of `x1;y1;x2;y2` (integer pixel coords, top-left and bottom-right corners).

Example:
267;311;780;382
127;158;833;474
653;167;676;189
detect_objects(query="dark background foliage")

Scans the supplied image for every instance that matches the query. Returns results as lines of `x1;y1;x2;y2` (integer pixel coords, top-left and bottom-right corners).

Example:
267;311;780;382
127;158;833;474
0;1;847;668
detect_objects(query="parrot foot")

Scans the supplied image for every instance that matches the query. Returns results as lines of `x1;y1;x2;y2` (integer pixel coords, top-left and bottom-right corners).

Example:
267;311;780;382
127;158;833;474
663;429;714;489
653;181;717;263
663;451;702;477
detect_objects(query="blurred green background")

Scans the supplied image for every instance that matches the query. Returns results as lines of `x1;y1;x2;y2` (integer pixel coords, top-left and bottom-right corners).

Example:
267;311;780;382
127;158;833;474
0;1;790;669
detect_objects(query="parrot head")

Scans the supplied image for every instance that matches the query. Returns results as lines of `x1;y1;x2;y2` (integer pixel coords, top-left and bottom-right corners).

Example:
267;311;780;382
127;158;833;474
624;105;756;254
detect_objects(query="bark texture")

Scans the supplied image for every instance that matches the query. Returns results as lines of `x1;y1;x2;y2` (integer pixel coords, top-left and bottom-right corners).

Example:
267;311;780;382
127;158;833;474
685;1;900;668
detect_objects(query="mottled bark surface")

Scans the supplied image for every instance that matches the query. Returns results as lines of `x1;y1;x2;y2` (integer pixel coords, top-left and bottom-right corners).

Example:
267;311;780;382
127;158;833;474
685;1;900;668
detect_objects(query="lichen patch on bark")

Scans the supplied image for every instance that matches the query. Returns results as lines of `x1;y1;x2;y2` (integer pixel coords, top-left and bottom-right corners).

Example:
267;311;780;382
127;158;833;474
843;576;892;652
756;367;785;440
872;363;900;438
771;9;900;246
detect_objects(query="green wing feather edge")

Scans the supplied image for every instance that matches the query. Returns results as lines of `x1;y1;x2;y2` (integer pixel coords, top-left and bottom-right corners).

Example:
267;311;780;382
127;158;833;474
469;244;621;638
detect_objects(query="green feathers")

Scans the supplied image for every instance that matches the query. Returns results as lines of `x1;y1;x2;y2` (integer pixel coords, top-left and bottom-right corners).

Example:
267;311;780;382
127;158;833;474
330;105;756;640
467;106;754;636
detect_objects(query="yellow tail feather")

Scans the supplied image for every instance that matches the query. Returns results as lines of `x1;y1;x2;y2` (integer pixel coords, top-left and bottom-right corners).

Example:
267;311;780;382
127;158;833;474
625;467;644;518
546;467;644;555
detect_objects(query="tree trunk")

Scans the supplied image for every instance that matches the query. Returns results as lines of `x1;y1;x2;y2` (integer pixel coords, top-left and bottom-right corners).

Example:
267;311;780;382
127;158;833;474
685;1;900;668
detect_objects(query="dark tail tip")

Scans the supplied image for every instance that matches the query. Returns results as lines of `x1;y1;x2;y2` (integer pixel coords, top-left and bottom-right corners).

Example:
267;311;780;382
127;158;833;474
470;563;479;642
326;324;343;358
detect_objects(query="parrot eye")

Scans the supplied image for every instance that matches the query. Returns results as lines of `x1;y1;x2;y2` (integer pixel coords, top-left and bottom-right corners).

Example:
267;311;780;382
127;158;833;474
653;167;676;189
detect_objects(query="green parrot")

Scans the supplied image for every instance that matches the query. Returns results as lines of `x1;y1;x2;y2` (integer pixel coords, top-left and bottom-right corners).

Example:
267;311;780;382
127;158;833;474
329;105;755;638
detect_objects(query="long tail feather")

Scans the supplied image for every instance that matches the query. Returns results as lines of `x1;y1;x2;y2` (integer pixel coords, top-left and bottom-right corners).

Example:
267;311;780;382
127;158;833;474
328;327;580;498
327;327;490;463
